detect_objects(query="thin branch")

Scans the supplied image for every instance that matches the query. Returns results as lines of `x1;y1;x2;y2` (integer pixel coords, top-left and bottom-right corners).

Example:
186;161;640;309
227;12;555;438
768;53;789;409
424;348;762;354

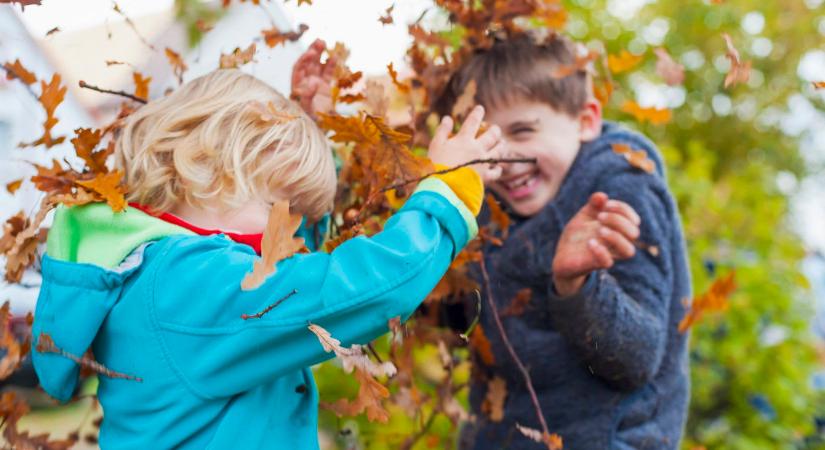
380;157;537;193
79;80;147;104
479;257;552;441
241;289;298;320
400;407;438;450
112;1;156;51
35;333;142;382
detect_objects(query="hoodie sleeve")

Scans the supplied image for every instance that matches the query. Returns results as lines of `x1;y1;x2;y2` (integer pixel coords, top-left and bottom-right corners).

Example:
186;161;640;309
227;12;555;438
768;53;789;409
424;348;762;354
150;170;481;399
544;166;678;392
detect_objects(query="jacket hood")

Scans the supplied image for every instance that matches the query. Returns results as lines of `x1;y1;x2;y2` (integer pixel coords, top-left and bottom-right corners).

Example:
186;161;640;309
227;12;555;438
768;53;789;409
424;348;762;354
32;203;190;402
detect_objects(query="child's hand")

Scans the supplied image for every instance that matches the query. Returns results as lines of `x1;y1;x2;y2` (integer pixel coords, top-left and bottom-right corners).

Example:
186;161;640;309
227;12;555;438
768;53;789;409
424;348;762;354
552;192;641;296
290;39;335;116
428;105;505;182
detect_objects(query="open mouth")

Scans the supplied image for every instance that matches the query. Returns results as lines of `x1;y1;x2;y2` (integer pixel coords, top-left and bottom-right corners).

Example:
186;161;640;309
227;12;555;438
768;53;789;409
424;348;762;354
499;169;541;200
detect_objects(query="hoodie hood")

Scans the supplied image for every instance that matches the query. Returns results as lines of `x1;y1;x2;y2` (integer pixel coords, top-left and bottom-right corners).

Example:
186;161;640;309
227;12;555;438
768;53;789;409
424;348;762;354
32;203;191;402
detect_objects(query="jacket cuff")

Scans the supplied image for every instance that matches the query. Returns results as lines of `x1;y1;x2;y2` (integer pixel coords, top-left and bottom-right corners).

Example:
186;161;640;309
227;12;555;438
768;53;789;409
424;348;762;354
545;271;599;314
430;165;484;216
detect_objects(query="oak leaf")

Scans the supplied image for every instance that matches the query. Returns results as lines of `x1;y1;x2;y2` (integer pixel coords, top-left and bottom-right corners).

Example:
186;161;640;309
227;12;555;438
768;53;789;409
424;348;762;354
71;128;112;174
378;4;394;25
620;100;671;125
3;59;36;85
679;271;736;332
5;179;22;195
164;48;188;84
607;50;644;74
241;200;305;290
612;143;656;174
20;74;66;149
219;43;256;69
387;62;410;94
132;71;151;101
261;24;308;48
76;170;127;212
0;301;25;380
722;33;751;88
654;47;685;86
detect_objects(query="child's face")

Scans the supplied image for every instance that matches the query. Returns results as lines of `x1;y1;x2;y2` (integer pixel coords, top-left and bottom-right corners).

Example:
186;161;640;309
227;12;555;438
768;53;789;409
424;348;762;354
484;97;602;216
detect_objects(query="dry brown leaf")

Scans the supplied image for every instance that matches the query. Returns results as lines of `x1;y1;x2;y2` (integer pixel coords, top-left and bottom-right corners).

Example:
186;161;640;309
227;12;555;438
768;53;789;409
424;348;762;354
364;80;389;118
71;128;112;174
612;143;656;174
450;79;477;122
219;43;256;69
76;170;126;212
241;200;305;290
679;271;736;332
722;33;751;88
5;180;22;195
322;367;391;423
502;288;532;317
607;50;644;74
813;81;825;89
481;376;507;422
378;4;394;25
3;59;36;85
249;101;297;125
19;74;66;149
551;49;598;79
387;62;410;94
132;71;151;101
469;325;495;366
164;48;188;84
30;159;77;195
620;100;671;125
261;24;308;48
654;47;685;86
0;301;24;380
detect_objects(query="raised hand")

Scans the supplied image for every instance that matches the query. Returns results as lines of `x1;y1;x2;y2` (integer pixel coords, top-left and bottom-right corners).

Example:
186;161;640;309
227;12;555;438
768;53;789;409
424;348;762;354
428;105;505;182
552;192;641;296
290;39;335;116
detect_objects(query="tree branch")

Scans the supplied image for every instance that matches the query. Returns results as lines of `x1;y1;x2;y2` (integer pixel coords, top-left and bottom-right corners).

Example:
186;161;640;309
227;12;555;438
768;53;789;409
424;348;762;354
241;289;298;320
479;257;555;444
79;80;147;104
380;157;537;193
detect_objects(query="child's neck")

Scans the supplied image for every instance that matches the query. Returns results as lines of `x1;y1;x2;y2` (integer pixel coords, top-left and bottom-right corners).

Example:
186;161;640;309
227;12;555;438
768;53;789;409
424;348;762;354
169;201;269;235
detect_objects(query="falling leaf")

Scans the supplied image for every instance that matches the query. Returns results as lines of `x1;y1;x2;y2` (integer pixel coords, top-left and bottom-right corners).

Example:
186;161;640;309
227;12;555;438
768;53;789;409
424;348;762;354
485;194;510;239
378;4;394;25
105;60;130;67
364;79;389;118
813;81;825;89
535;3;567;29
249;101;297;125
164;48;188;84
502;288;532;317
593;79;614;106
612;143;656;174
322;367;391;423
71;128;112;174
451;79;477;122
2;59;36;85
5;180;22;195
308;323;397;377
722;33;751;88
132;71;151;101
19;74;66;149
550;48;598;79
469;325;495;366
679;271;736;332
76;171;127;212
261;23;309;48
45;26;60;36
481;376;507;422
620;100;672;125
31;159;77;195
607;50;644;74
387;62;410;94
241;200;306;290
219;43;256;69
336;71;363;90
515;423;563;450
654;47;685;86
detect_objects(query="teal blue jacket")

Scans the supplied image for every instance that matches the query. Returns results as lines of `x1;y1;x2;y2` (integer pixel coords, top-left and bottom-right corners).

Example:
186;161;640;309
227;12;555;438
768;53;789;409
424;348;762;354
32;179;477;449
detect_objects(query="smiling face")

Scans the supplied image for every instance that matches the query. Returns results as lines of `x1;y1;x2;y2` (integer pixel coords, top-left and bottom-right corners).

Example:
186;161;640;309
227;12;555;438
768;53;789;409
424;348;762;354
485;97;602;217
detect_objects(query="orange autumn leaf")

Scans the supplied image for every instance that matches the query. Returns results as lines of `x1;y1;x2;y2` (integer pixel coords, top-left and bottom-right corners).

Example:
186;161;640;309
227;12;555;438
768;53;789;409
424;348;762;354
241;200;306;290
502;288;532;317
261;23;308;48
76;170;127;212
593;79;614;106
387;62;410;94
551;48;598;79
485;193;510;239
469;325;495;366
378;4;394;25
132;71;151;101
219;43;256;69
19;74;66;149
612;143;656;174
481;376;507;422
5;180;22;195
813;81;825;89
3;59;36;85
654;47;685;86
249;101;297;125
607;50;644;74
620;100;672;125
0;301;26;380
323;367;391;423
679;271;737;332
535;3;567;29
31;159;77;195
164;48;188;84
722;33;751;88
336;70;363;90
71;128;112;174
51;188;100;208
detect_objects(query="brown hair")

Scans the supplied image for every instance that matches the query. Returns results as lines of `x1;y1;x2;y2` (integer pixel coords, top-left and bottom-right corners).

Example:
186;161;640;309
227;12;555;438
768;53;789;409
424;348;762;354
432;33;589;118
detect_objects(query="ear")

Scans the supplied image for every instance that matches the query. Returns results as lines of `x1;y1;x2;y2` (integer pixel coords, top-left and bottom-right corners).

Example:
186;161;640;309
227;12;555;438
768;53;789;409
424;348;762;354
578;97;603;143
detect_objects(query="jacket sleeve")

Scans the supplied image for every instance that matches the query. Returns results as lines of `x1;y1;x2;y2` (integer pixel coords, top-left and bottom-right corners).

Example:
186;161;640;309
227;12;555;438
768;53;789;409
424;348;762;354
151;174;481;399
544;171;677;391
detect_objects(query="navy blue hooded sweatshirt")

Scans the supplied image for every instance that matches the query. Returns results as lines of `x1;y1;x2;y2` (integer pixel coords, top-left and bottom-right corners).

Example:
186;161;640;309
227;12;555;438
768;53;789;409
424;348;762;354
459;122;691;450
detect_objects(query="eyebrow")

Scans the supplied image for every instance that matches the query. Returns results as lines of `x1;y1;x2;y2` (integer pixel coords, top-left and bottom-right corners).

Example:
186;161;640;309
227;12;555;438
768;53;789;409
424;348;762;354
506;119;540;131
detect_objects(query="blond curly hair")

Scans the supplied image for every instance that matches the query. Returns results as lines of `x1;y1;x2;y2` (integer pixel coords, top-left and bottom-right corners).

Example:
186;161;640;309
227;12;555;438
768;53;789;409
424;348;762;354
115;69;335;221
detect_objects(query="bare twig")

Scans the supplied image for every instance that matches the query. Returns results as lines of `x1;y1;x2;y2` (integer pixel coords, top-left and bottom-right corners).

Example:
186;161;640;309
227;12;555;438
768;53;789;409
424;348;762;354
380;157;537;194
79;80;147;104
112;1;156;51
36;333;142;382
479;257;555;443
241;289;298;320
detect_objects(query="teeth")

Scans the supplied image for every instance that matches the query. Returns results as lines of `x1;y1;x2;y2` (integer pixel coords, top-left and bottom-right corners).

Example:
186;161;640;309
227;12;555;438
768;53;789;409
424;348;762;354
505;173;534;190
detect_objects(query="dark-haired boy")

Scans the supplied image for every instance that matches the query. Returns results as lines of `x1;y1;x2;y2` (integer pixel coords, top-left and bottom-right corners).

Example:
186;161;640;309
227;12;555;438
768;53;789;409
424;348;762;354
435;34;692;449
